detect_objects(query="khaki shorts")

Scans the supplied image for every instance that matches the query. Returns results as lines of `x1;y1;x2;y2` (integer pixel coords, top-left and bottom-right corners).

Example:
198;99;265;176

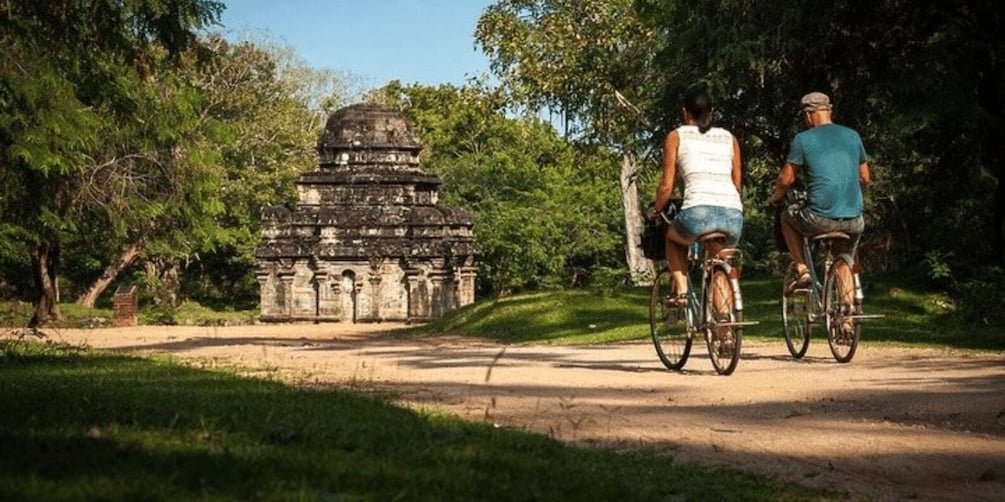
783;204;863;255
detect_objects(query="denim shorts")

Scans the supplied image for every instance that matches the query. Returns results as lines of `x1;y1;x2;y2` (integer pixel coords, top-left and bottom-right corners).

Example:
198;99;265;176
672;205;743;246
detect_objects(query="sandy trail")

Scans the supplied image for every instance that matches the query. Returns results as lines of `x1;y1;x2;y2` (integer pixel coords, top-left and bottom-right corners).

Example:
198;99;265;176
40;323;1005;501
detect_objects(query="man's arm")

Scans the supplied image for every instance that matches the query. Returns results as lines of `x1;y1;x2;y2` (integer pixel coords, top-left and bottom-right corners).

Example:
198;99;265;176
768;162;798;206
859;161;871;189
731;136;743;193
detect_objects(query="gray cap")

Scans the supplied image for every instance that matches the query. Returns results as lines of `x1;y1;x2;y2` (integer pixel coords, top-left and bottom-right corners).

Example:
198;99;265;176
800;92;832;112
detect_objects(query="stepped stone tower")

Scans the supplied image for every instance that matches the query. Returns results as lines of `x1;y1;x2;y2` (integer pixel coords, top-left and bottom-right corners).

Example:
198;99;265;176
255;104;477;323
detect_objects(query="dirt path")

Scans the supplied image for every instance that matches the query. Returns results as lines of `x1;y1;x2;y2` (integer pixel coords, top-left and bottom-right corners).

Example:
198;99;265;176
43;323;1005;502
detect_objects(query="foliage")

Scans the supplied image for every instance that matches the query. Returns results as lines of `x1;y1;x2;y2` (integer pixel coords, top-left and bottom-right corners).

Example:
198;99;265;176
475;0;663;282
2;0;1001;325
372;81;624;296
1;0;351;319
476;0;656;142
476;0;1002;318
0;0;225;325
172;34;352;307
635;0;1003;278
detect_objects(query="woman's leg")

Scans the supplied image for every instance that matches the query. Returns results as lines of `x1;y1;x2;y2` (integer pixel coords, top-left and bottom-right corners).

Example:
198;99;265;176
664;226;691;296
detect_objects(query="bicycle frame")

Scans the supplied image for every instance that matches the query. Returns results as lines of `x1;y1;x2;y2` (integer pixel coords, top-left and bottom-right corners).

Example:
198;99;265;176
685;241;744;330
799;235;861;323
650;232;755;375
782;230;880;363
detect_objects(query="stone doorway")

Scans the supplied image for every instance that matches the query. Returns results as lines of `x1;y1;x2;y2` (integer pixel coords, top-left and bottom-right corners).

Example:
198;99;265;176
341;271;356;323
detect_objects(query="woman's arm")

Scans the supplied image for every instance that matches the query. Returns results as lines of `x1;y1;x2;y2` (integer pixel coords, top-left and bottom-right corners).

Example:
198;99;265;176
653;130;680;213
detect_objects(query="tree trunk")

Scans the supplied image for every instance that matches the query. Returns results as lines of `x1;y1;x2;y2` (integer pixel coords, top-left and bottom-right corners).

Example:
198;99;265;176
28;243;64;327
145;258;181;307
619;148;653;285
76;237;147;308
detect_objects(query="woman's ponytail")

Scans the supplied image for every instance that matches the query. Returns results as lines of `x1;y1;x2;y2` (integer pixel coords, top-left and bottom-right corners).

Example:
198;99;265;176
683;87;714;133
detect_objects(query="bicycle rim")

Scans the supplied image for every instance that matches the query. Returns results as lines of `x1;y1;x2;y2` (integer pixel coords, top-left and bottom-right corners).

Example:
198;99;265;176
649;269;692;370
781;262;812;359
705;267;741;375
824;259;859;363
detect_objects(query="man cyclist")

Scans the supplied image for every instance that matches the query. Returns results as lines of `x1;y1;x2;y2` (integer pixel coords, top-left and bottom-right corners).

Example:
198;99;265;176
768;91;871;298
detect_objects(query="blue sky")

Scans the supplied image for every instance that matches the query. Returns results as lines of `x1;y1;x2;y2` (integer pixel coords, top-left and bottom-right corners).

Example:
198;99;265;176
218;0;495;92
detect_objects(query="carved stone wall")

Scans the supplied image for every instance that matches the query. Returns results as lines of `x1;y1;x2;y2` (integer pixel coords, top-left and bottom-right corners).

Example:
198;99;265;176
255;104;477;323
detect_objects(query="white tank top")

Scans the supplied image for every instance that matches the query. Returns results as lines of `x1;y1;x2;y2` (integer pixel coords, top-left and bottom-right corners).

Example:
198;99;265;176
676;125;743;211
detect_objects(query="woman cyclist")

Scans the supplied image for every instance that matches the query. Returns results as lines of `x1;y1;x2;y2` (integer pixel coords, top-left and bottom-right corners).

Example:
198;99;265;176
647;87;744;305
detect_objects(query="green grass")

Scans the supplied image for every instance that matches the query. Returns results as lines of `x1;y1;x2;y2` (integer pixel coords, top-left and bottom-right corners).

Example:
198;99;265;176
412;275;1004;352
0;340;835;501
411;289;649;344
4;273;999;352
0;300;258;329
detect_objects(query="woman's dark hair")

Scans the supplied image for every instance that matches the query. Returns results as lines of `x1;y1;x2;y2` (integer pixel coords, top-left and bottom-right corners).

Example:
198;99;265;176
682;88;713;133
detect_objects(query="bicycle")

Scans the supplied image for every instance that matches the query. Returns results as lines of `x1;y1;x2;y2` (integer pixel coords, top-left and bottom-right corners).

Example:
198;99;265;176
781;230;882;363
649;232;755;375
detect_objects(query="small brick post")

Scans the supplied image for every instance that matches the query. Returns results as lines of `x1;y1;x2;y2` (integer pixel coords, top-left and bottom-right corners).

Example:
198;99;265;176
113;285;138;327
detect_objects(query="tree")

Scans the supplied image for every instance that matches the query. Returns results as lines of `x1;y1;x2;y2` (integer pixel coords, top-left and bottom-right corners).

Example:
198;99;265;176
475;0;660;285
0;0;223;325
68;33;354;310
171;35;353;307
372;81;623;295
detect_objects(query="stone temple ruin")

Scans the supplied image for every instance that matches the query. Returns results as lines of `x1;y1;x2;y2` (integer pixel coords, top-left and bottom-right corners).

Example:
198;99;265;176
255;104;478;323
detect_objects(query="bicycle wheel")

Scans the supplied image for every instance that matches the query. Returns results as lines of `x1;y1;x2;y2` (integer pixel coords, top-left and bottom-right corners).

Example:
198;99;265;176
781;262;813;359
704;266;742;375
824;257;859;363
650;268;692;370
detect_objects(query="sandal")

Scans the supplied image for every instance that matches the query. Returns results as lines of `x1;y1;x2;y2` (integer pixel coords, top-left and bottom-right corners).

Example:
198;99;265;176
835;319;857;345
785;272;812;296
665;293;689;308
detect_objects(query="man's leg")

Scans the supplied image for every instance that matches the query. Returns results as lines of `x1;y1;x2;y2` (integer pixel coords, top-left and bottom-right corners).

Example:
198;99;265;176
780;218;809;277
837;234;861;317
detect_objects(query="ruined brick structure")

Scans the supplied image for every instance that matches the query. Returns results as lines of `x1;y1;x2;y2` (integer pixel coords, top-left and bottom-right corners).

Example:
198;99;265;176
255;104;477;323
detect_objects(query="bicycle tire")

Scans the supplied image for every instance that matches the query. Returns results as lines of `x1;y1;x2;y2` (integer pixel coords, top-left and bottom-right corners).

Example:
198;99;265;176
781;262;813;359
824;256;859;363
704;265;742;375
649;269;692;370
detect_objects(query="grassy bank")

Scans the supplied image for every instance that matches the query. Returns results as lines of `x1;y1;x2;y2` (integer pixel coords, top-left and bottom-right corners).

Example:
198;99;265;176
413;275;1004;352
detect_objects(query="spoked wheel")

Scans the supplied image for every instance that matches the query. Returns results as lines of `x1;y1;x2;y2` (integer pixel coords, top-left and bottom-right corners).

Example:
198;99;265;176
649;269;692;370
704;267;742;375
824;259;859;363
781;262;813;359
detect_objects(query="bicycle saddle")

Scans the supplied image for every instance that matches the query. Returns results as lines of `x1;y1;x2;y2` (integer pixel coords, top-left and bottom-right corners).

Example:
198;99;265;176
697;232;739;260
697;231;729;243
811;231;851;242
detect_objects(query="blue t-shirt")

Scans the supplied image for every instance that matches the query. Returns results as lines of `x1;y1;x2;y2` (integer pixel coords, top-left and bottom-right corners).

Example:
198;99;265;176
786;124;867;218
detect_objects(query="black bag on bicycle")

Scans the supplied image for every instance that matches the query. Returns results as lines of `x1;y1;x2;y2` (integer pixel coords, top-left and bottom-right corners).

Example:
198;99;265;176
639;199;682;260
641;218;666;260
